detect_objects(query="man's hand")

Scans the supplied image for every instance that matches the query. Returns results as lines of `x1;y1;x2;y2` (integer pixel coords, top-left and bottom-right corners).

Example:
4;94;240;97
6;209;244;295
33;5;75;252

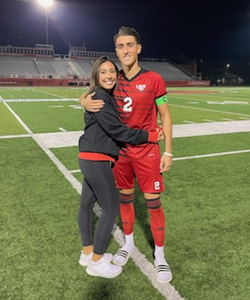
79;92;104;112
156;126;164;143
159;155;172;173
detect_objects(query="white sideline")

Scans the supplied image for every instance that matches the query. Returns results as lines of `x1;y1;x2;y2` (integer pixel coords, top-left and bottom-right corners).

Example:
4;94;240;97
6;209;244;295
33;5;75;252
22;119;250;148
2;99;33;134
173;120;250;137
173;149;250;161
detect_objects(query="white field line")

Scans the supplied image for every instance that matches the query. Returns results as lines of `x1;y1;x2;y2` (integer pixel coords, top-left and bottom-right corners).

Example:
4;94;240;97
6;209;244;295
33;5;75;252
239;117;250;120
58;127;67;132
70;169;81;173
169;103;250;118
169;93;250;102
30;87;86;92
203;119;215;122
30;89;76;100
29;120;250;147
1;98;33;134
183;120;195;124
173;120;250;138
0;134;31;139
173;149;250;161
4;99;79;102
2;97;185;300
68;149;250;174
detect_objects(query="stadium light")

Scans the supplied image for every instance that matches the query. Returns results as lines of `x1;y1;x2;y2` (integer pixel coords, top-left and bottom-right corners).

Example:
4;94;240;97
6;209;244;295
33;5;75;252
38;0;54;8
38;0;54;44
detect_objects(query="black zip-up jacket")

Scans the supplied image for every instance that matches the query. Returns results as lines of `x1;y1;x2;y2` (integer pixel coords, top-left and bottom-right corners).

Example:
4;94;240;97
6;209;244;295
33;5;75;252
79;88;155;160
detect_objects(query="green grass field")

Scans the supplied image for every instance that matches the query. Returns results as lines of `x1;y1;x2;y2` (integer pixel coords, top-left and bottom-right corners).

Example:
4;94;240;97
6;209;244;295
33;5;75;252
1;86;250;300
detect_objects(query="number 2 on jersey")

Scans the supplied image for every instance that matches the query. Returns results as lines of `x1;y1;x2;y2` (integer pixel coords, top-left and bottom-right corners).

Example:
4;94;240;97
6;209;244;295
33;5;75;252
123;97;132;112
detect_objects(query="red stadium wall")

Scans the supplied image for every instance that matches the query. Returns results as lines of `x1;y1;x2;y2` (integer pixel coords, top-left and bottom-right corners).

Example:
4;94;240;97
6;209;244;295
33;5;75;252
0;78;210;87
165;80;210;87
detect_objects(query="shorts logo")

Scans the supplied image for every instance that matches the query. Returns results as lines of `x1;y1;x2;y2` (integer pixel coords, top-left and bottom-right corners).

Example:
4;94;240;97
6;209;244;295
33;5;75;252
136;84;147;91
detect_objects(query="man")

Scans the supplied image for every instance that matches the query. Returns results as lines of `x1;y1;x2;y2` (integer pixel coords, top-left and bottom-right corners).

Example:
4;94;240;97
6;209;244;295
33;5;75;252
80;26;173;283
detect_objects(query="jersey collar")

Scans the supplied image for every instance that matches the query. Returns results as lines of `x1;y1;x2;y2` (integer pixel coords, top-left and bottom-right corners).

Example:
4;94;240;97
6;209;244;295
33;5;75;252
120;68;146;82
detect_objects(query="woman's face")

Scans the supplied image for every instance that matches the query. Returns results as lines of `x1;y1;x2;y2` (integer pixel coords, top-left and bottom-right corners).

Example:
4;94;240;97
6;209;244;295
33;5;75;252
98;61;117;91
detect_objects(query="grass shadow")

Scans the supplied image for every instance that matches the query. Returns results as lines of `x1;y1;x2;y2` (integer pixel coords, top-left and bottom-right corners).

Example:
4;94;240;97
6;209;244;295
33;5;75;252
84;279;121;300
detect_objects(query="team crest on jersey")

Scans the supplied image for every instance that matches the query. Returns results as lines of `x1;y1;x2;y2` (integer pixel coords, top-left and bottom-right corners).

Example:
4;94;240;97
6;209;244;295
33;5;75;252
136;84;147;91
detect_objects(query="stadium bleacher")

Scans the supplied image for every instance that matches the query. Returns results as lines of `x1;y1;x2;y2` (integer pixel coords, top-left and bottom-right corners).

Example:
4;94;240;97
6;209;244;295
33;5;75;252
0;56;40;78
0;44;194;81
139;61;191;80
0;56;192;80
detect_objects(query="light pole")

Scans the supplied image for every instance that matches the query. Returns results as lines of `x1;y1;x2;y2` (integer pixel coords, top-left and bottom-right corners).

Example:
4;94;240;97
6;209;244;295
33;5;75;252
200;59;203;79
38;0;54;44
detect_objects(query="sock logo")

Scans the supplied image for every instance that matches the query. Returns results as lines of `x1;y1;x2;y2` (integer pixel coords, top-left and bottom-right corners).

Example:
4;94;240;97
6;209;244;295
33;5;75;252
122;221;129;225
157;227;165;231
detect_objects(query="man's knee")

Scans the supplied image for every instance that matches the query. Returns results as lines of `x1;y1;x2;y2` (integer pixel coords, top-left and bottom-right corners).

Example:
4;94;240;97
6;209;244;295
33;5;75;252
119;191;135;204
145;196;161;210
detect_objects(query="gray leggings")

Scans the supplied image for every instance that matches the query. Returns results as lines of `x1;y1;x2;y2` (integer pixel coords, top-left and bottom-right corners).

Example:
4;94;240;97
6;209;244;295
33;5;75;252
78;159;119;255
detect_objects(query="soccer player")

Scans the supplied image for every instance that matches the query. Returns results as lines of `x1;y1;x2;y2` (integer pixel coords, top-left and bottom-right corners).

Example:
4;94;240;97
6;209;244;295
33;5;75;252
80;26;173;283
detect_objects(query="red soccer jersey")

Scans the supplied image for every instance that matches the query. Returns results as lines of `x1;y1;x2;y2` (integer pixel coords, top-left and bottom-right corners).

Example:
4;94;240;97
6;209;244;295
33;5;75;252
113;69;167;159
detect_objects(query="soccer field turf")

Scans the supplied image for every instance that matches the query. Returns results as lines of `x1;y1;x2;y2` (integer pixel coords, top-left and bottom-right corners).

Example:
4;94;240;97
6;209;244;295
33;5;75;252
1;86;250;300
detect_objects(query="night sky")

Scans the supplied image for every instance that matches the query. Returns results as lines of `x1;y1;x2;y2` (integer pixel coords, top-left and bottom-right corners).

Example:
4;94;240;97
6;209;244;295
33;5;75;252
0;0;249;61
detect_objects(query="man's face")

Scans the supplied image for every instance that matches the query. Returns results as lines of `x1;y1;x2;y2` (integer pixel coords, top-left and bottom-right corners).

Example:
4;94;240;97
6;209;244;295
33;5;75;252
115;35;142;67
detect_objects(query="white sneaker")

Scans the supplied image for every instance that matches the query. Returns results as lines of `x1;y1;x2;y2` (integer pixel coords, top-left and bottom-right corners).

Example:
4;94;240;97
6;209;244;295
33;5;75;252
79;251;113;267
154;259;172;283
86;257;122;278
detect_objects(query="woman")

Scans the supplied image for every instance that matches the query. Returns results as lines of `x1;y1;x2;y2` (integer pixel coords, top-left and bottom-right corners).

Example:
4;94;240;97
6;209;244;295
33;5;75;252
78;56;160;279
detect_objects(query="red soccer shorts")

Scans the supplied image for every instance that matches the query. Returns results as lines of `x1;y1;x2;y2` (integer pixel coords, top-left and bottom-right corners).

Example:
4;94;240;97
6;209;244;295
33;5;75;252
113;153;165;193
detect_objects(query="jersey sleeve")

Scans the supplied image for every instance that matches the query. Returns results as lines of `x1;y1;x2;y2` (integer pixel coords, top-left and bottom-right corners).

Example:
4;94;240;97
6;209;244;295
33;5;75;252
153;73;168;106
92;89;150;145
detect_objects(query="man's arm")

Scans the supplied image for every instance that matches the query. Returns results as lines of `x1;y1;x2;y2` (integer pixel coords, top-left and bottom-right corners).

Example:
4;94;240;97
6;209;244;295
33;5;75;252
90;89;160;145
157;103;173;173
79;92;104;112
